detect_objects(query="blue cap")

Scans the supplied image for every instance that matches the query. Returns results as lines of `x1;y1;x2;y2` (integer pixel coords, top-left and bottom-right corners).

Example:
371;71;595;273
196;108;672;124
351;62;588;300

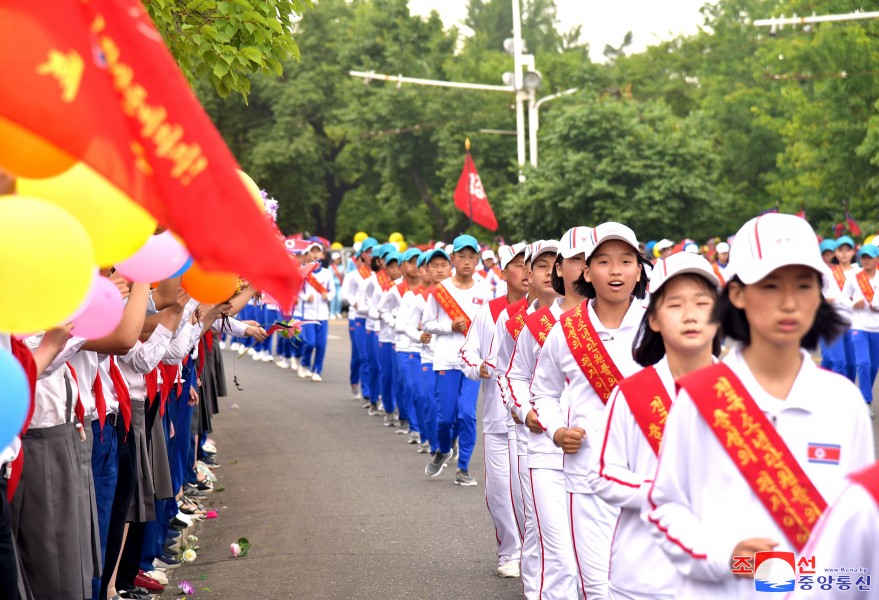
356;237;379;257
384;251;403;265
402;248;422;263
819;239;837;253
416;253;429;268
424;248;450;265
377;243;396;259
835;236;855;250
452;234;479;253
859;244;879;259
645;240;657;254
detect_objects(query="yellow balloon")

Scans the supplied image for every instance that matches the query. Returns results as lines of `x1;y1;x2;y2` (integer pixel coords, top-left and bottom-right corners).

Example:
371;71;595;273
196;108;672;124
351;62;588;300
237;169;264;209
0;116;78;179
865;235;876;246
353;231;368;243
17;163;157;267
0;196;95;333
331;242;343;250
389;232;404;243
397;241;408;252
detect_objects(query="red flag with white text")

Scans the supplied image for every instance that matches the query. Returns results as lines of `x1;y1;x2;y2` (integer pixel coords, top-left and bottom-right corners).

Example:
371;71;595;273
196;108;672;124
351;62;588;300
454;153;498;231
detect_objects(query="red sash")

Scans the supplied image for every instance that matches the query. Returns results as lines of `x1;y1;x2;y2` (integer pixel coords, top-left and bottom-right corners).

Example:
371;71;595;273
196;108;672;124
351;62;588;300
488;296;510;323
434;283;472;335
376;270;394;292
832;266;846;291
357;265;371;280
158;362;180;416
712;263;726;286
492;265;503;278
306;272;328;296
145;368;159;403
524;305;556;348
108;357;131;433
91;368;108;431
420;286;431;300
678;363;827;551
561;301;624;404
856;270;875;303
616;366;672;456
397;280;409;296
9;337;36;435
850;461;879;506
331;263;343;282
505;306;528;340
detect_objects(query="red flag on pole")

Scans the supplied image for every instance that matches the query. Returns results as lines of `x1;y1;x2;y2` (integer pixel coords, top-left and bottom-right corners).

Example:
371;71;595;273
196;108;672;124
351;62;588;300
454;153;498;232
0;0;302;310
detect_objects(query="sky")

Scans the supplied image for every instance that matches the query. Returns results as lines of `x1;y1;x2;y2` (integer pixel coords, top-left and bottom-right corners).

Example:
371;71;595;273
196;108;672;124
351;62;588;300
409;0;716;62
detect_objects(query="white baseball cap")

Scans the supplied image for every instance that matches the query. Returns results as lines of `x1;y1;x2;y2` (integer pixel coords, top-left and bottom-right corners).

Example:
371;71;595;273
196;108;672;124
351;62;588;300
716;242;730;253
684;243;699;254
498;243;528;270
559;226;594;258
481;249;496;262
352;241;362;252
525;239;560;264
727;213;825;285
444;243;454;255
649;252;720;294
331;252;341;260
434;241;445;250
583;222;640;260
305;242;322;252
655;239;675;252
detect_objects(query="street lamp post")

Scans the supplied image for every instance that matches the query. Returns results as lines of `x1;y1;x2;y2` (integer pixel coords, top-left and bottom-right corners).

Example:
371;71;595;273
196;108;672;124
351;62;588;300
529;87;579;167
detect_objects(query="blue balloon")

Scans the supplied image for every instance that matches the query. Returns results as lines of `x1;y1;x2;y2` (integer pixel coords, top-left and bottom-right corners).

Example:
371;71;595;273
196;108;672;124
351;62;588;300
171;256;194;278
0;347;29;451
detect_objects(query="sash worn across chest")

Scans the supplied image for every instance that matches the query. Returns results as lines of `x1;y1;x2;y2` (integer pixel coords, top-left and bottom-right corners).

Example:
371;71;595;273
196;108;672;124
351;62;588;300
488;296;511;323
616;366;671;456
856;271;875;303
850;461;879;506
434;283;472;335
505;306;528;340
678;363;827;552
420;286;432;300
376;270;394;292
561;301;624;404
306;272;328;296
525;305;556;348
357;265;371;280
832;266;846;291
397;281;409;296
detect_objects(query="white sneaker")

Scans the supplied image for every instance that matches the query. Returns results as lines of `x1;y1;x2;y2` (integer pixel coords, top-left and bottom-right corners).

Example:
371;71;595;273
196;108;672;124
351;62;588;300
261;352;274;362
497;561;521;578
230;342;240;351
276;358;289;369
202;441;217;453
248;348;258;360
219;340;228;350
311;373;322;382
144;570;168;585
298;366;312;378
290;357;300;370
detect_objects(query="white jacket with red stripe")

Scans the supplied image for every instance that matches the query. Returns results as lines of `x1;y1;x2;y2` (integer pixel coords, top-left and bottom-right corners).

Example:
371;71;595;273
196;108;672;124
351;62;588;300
645;348;874;599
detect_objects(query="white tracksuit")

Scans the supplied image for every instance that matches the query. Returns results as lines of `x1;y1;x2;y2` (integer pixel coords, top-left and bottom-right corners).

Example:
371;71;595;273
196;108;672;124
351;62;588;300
506;299;581;600
531;298;647;600
587;357;678;600
461;297;522;569
646;347;875;599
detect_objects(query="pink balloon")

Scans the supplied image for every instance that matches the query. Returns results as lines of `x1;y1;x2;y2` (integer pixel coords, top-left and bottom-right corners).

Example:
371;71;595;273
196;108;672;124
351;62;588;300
70;275;124;339
114;231;189;283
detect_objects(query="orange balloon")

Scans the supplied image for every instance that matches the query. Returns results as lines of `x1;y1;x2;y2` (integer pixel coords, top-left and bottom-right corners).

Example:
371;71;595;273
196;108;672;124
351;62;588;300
0;116;77;179
181;262;238;303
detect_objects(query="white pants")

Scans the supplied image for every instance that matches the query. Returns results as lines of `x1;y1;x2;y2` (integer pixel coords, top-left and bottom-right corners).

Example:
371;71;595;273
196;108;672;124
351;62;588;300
531;468;581;600
518;457;540;599
568;492;619;600
508;437;525;540
483;433;521;566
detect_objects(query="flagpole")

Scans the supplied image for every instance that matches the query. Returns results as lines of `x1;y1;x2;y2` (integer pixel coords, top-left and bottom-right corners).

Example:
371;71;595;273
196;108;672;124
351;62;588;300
465;137;473;230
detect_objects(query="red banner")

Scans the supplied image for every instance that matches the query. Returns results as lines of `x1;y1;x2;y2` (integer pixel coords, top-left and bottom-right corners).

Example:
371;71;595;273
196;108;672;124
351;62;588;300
0;0;302;309
561;301;623;404
505;306;528;341
615;366;672;456
454;153;498;231
524;305;556;348
679;363;826;552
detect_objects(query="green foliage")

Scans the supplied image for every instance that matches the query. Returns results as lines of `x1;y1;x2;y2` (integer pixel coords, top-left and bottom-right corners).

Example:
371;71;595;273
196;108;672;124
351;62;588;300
144;0;311;99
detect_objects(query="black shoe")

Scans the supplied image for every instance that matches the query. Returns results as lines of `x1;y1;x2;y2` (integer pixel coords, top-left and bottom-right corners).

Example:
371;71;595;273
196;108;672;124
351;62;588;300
200;455;220;468
170;516;189;530
183;483;207;498
118;587;151;599
167;528;181;539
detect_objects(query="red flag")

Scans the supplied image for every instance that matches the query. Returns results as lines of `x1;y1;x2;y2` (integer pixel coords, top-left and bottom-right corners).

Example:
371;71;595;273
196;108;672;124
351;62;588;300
454;153;498;232
845;212;862;237
795;209;807;220
0;0;302;310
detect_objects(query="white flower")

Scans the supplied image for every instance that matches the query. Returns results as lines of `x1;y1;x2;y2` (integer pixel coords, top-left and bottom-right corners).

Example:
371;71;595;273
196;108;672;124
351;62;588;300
182;548;197;563
230;542;241;557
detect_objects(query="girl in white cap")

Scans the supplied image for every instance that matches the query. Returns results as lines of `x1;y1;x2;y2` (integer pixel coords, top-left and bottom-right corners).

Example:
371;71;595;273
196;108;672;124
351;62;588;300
646;213;874;599
587;252;722;600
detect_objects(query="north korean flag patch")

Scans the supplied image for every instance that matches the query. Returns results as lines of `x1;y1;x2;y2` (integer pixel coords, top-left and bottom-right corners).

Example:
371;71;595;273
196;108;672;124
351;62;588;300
473;298;484;305
807;443;841;465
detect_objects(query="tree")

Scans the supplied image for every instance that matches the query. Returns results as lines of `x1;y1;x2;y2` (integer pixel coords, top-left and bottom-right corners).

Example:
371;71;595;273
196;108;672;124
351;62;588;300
144;0;311;99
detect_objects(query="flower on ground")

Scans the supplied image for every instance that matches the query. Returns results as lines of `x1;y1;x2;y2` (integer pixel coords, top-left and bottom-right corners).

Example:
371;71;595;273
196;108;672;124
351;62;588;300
178;580;195;595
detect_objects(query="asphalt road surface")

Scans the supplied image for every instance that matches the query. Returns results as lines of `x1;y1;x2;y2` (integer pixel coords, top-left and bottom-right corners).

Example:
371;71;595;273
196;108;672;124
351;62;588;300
162;320;521;599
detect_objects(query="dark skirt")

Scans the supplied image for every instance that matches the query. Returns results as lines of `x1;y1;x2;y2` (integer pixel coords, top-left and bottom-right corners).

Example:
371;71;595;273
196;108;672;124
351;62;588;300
212;333;227;400
149;409;173;500
11;422;98;599
126;400;156;522
198;350;216;435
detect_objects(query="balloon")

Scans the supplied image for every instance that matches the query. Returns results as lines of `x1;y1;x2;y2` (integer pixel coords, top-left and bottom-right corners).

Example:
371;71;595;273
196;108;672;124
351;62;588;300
0;196;95;333
237;170;264;209
182;262;238;303
389;232;404;243
0;347;29;451
70;274;124;339
17;162;157;266
0;116;77;179
170;256;194;278
397;241;408;252
115;231;189;283
353;231;368;243
330;242;343;250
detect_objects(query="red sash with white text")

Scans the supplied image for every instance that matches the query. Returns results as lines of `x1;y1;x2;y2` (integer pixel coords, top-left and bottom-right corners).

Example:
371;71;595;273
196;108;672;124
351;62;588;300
524;305;556;348
678;363;827;551
561;301;624;404
616;366;671;456
376;270;394;292
850;461;879;506
856;270;875;303
505;306;528;340
306;272;328;296
434;283;472;335
832;266;846;291
488;296;510;323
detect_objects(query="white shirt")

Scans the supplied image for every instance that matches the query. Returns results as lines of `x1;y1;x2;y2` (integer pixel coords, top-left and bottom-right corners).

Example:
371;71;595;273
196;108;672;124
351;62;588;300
406;292;434;363
299;265;335;321
841;269;879;332
531;298;646;493
587;356;678;597
394;287;420;353
506;298;566;469
493;299;536;450
67;350;99;421
422;277;492;371
645;347;875;600
342;269;368;319
117;325;173;399
377;280;403;343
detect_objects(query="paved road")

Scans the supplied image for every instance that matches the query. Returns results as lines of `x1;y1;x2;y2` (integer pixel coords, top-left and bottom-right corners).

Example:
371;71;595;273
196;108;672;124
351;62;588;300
162;320;521;599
